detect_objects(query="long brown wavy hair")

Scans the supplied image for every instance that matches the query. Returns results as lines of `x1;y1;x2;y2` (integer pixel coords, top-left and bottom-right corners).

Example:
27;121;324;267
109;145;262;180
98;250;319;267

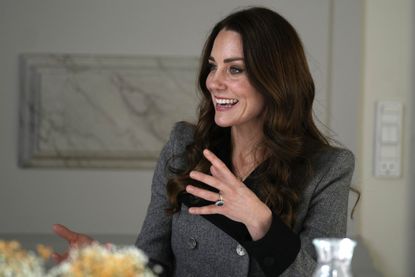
166;7;331;227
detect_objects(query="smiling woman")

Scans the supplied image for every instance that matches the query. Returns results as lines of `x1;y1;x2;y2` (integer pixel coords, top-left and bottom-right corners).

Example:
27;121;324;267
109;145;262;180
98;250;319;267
53;7;355;277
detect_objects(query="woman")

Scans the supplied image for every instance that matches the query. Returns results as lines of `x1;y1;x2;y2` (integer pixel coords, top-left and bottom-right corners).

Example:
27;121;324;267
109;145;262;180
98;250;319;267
53;7;354;277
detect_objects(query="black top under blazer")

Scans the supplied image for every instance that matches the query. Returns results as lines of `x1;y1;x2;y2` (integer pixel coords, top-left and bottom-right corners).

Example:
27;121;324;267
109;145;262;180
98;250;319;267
136;122;355;277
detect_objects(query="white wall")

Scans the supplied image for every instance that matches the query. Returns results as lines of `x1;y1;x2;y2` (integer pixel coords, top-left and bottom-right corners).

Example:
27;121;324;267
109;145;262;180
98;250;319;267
410;2;415;276
329;0;363;158
359;0;414;276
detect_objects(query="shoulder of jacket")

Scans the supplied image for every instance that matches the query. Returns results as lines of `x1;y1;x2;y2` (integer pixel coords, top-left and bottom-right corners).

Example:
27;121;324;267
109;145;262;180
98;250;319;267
172;121;195;135
168;121;196;151
311;146;355;173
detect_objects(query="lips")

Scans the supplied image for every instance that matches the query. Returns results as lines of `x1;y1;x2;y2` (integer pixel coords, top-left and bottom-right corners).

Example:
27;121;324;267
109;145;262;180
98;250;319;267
214;97;239;111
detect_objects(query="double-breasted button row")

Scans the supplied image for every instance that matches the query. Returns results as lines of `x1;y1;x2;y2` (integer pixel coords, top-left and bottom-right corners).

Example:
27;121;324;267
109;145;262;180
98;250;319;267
186;238;246;257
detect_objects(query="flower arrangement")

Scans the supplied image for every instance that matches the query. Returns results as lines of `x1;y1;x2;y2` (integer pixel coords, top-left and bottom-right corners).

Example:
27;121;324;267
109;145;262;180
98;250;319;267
0;240;50;277
48;243;159;277
0;240;160;277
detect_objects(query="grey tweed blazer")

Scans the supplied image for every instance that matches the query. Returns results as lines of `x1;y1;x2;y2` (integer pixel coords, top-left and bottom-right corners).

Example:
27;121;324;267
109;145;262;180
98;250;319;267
136;122;355;277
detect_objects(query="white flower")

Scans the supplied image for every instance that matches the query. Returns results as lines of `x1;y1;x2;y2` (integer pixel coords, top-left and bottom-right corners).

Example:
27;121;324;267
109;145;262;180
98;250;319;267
47;243;159;277
0;240;46;277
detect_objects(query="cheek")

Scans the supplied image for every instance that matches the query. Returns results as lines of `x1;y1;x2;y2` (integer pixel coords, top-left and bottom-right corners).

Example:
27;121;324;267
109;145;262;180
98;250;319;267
256;94;265;109
250;92;266;115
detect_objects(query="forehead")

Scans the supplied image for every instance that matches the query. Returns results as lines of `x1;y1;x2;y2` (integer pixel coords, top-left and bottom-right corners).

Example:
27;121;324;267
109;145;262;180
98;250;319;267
210;29;243;58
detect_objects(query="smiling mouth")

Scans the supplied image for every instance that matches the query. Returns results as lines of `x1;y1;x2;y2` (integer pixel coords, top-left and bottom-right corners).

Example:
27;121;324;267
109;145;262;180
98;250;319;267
215;98;239;107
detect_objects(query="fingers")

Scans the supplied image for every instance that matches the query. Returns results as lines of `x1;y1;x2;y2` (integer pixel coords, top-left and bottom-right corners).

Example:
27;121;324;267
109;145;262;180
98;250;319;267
53;224;78;242
188;205;221;215
204;149;238;181
186;185;220;202
203;149;231;175
190;148;240;188
189;171;224;191
210;165;222;179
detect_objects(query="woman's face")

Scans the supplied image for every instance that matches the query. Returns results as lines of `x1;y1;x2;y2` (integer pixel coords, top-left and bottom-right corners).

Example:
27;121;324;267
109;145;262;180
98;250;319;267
206;29;265;129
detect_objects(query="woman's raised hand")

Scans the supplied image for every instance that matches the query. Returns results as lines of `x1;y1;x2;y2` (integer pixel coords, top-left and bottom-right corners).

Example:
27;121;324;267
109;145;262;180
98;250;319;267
52;224;95;263
185;149;272;241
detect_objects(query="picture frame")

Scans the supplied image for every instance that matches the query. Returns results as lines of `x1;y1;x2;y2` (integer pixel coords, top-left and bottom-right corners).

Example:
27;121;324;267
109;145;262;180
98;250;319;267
19;54;199;169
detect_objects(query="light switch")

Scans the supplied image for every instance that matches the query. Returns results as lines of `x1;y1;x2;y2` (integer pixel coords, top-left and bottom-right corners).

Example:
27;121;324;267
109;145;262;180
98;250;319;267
381;125;398;143
374;101;403;178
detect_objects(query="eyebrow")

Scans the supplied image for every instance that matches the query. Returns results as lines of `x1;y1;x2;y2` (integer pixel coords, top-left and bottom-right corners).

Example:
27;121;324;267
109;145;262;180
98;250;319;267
208;56;244;63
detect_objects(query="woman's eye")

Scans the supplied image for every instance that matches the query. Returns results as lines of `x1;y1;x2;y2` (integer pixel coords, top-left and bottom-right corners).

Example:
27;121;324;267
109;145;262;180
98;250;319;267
229;66;244;74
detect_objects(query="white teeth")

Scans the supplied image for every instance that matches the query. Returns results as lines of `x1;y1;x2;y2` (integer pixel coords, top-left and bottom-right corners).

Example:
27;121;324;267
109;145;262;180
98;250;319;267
215;98;238;105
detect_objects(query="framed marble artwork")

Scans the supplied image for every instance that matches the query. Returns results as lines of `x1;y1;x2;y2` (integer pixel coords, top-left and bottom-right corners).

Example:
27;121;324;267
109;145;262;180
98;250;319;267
19;54;199;168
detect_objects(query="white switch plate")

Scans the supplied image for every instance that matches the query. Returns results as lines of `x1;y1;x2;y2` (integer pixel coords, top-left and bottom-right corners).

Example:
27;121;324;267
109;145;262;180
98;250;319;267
374;101;403;178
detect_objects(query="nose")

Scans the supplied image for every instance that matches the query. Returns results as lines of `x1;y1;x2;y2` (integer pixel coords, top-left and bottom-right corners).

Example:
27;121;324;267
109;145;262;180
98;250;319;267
206;69;226;91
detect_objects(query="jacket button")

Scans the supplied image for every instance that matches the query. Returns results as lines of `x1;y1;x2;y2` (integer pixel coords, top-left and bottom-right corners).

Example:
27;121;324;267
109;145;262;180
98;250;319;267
187;237;198;249
236;244;246;256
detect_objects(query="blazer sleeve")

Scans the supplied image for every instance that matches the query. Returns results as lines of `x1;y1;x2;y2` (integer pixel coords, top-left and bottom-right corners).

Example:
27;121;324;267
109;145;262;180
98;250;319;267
242;148;355;276
135;124;178;275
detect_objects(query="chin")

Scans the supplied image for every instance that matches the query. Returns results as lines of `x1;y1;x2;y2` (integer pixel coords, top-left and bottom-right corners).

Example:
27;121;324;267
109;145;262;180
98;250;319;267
214;118;233;128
